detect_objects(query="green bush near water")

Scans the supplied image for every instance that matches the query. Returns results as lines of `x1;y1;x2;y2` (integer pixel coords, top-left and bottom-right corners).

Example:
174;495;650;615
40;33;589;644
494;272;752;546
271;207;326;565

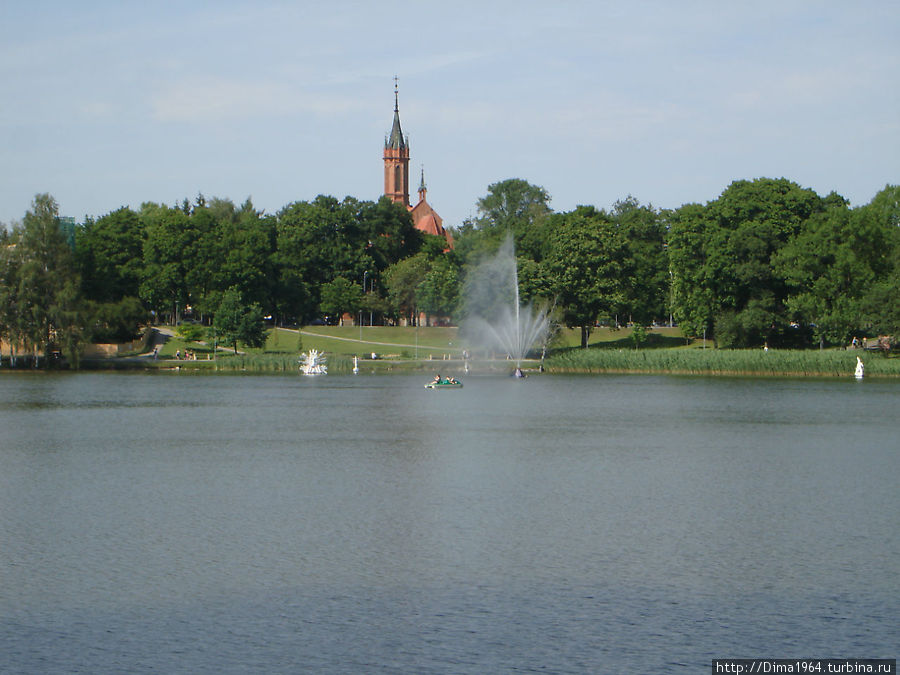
547;348;900;377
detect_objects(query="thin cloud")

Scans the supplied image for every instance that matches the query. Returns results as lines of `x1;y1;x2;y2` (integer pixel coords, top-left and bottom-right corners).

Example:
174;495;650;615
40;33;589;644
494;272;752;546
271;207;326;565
151;79;364;123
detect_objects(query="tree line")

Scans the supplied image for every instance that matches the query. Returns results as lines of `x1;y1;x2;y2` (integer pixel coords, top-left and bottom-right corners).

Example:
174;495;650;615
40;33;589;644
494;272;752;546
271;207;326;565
1;177;898;364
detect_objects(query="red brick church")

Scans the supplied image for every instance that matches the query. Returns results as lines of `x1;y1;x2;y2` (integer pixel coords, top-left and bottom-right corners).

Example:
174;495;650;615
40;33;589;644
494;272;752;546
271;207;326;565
383;83;453;248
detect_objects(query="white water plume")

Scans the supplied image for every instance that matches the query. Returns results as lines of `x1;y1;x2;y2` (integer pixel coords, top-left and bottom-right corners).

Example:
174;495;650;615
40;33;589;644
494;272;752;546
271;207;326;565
461;236;550;366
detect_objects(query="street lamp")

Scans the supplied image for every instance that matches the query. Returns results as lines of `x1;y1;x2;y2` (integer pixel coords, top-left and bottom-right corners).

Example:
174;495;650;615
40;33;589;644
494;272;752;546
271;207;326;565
362;270;369;328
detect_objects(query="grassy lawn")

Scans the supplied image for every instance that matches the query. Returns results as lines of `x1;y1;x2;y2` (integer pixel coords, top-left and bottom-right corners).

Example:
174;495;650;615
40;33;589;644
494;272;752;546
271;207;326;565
134;324;690;362
265;324;689;356
273;326;461;358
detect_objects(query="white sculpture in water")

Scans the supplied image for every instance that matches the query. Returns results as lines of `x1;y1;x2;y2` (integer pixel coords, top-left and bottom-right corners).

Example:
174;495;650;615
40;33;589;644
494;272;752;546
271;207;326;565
855;356;864;380
300;349;327;375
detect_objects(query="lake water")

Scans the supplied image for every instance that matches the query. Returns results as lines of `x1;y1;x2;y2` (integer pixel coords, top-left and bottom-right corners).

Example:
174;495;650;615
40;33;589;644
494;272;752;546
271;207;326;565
0;372;897;673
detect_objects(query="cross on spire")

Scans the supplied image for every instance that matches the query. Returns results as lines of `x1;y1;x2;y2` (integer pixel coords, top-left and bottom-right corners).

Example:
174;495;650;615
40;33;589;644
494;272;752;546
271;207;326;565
393;76;399;112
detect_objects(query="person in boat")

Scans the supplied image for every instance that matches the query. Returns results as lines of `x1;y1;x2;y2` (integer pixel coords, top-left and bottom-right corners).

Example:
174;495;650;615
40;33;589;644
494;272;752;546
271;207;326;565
432;374;442;384
447;377;458;384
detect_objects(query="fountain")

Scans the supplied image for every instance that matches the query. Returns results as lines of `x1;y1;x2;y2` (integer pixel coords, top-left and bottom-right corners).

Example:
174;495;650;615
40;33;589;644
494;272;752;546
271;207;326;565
460;235;551;373
855;356;865;380
299;349;327;375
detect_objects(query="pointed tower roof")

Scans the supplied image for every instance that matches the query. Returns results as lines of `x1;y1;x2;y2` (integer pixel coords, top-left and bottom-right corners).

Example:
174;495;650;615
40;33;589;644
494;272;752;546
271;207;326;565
418;166;426;195
385;78;407;150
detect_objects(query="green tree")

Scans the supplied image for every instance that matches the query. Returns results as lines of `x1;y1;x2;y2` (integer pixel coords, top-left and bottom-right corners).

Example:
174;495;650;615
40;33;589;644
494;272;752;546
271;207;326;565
15;194;86;365
667;203;717;340
139;203;190;324
182;201;225;320
0;227;24;364
860;185;900;338
668;178;828;347
469;178;552;261
417;256;461;321
76;206;145;303
612;196;668;325
319;276;363;325
544;206;626;348
276;196;360;322
384;253;431;325
776;190;895;347
213;288;266;353
214;201;278;319
357;196;423;272
87;296;150;343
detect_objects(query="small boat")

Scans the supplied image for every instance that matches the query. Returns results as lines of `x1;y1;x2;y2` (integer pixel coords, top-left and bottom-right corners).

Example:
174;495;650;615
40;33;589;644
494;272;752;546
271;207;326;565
425;378;463;389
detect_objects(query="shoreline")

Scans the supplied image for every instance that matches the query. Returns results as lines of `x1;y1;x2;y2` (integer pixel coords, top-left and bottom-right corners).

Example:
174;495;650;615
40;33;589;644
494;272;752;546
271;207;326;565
5;357;897;379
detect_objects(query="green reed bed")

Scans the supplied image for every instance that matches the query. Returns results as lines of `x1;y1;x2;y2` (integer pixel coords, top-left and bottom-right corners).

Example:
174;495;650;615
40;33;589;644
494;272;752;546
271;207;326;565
547;348;900;377
210;353;354;374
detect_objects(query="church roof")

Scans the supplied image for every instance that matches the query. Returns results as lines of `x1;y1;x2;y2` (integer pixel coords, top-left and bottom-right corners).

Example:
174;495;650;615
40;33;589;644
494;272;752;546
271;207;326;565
416;212;441;237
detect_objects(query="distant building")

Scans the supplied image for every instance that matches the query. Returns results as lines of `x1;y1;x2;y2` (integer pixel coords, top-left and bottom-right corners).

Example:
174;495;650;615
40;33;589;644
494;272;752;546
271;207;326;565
383;83;453;248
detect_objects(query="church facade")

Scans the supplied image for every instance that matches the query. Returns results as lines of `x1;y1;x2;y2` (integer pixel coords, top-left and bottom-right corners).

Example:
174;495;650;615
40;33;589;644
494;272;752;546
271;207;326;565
383;85;453;248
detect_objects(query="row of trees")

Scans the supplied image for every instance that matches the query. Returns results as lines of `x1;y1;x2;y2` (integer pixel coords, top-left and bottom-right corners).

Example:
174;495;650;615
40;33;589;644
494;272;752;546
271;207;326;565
1;178;898;364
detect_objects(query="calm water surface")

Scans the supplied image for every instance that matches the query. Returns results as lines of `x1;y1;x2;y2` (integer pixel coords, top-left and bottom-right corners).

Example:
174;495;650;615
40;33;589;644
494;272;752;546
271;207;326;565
0;372;897;673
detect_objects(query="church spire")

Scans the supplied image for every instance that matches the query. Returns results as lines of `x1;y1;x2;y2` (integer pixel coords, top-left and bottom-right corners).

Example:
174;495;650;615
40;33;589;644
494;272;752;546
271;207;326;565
418;165;427;202
386;76;406;150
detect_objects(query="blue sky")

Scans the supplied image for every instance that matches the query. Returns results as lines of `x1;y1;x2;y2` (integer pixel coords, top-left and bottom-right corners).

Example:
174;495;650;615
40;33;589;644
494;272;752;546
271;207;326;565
1;1;897;228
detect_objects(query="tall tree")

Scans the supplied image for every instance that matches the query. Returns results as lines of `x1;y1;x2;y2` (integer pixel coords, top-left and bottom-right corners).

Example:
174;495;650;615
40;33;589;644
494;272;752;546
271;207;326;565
319;276;363;325
213;288;267;353
76;206;145;303
667;203;718;340
15;194;85;364
776;204;891;347
669;178;827;346
473;178;552;260
417;256;461;321
140;203;191;324
543;206;626;348
860;185;900;338
612;196;668;325
276;196;360;321
384;253;431;326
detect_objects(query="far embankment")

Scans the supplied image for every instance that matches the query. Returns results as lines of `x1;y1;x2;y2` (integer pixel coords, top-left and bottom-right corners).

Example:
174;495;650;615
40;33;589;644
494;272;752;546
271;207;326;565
63;324;900;378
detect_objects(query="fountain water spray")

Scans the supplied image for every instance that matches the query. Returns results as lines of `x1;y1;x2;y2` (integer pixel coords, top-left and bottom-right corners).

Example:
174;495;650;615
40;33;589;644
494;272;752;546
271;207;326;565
461;235;551;371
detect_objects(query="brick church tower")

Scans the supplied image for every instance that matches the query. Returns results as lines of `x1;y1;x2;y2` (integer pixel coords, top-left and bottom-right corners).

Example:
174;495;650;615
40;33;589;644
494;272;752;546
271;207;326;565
383;81;453;248
383;80;410;207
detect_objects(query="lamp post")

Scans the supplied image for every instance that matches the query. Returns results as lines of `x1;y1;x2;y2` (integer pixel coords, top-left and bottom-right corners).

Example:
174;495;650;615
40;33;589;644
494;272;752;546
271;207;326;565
368;273;374;327
362;270;369;328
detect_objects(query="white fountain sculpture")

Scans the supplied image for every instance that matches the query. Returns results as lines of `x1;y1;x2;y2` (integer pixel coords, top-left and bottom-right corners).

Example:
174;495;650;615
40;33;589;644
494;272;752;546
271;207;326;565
299;349;327;375
855;356;864;380
461;235;551;373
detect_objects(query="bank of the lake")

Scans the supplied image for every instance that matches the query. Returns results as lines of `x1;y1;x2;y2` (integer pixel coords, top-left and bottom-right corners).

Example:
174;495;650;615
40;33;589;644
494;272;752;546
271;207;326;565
53;325;900;378
546;346;900;378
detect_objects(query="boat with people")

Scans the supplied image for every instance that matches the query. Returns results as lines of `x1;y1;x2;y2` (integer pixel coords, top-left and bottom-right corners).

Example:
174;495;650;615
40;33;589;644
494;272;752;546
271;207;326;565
425;374;463;389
